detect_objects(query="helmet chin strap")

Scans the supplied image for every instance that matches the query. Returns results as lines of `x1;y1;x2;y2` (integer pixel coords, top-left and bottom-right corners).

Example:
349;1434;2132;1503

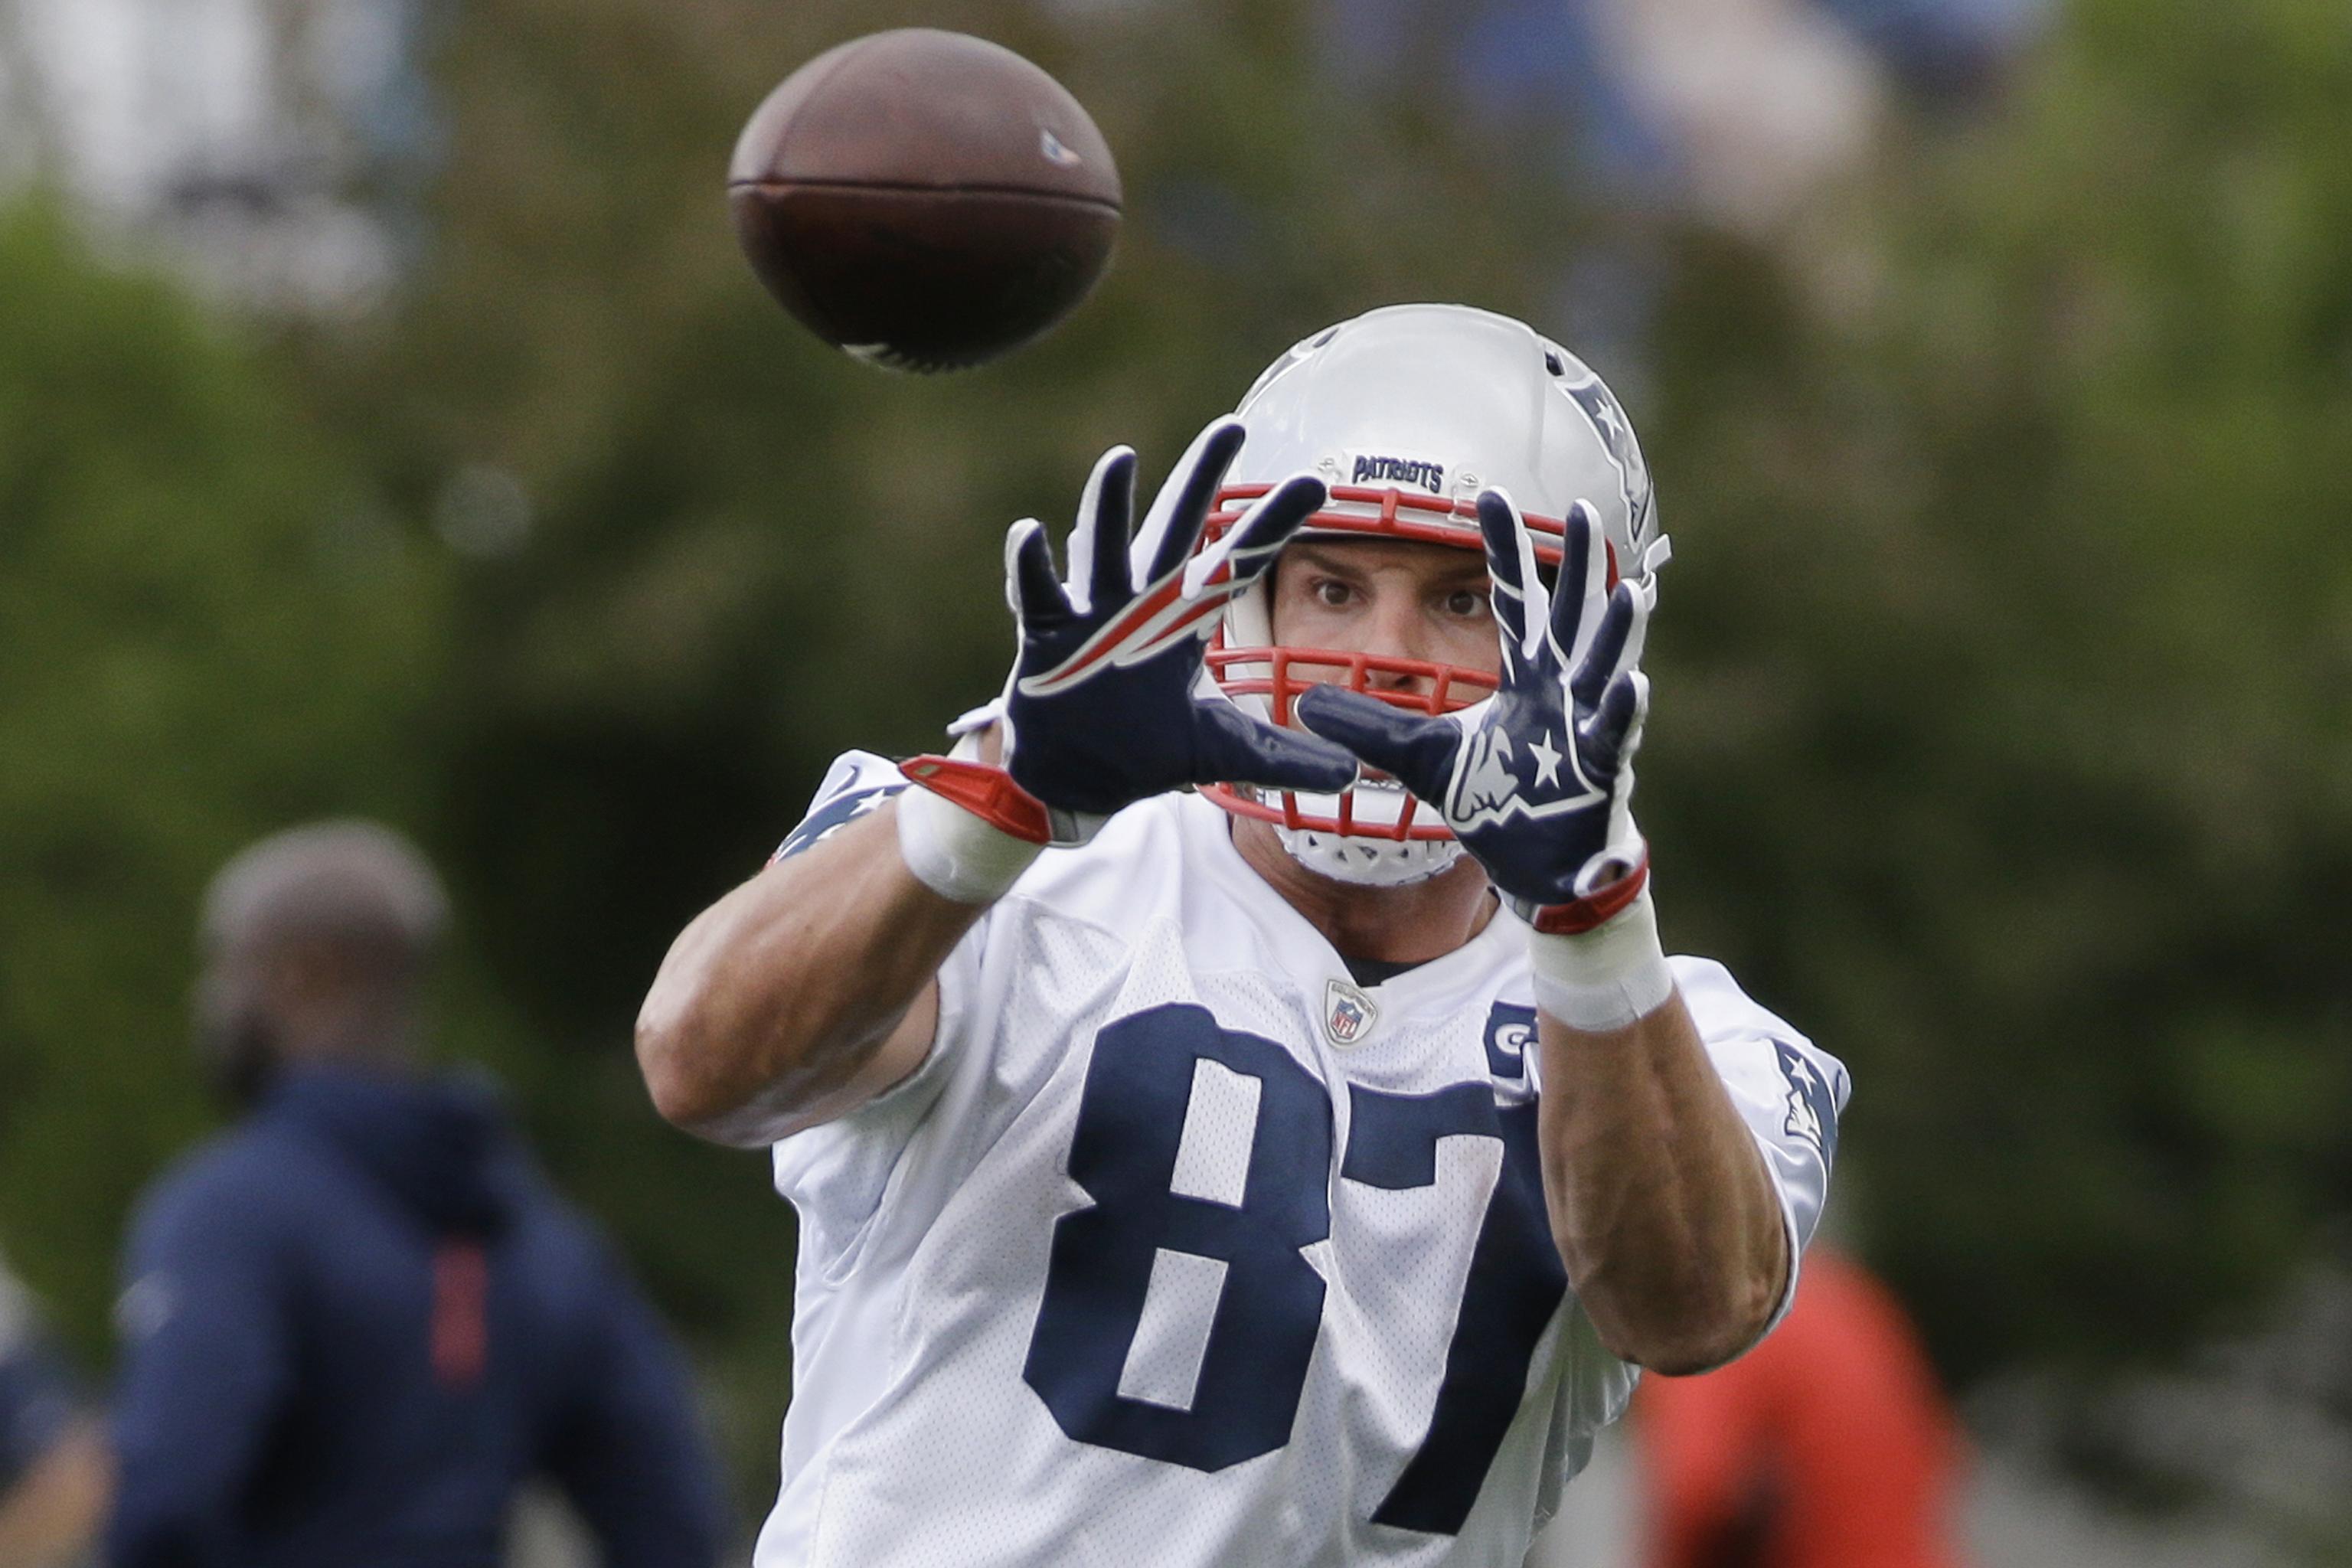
1273;815;1465;887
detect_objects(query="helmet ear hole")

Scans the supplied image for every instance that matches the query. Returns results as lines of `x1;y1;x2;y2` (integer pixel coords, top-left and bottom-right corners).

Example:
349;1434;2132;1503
1544;350;1566;377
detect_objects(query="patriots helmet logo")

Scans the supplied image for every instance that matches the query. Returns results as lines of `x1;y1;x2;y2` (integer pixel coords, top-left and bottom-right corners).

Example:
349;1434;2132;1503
1557;367;1656;550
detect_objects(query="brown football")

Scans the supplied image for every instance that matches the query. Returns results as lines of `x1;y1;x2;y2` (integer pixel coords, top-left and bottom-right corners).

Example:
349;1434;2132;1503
728;30;1122;372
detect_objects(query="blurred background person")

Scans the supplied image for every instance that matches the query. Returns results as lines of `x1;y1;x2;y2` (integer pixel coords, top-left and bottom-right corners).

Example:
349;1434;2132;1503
1632;1242;1970;1568
104;822;726;1568
0;1250;107;1568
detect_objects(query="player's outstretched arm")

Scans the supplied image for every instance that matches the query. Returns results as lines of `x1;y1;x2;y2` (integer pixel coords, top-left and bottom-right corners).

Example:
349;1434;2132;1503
640;421;1354;1148
1298;493;1786;1373
636;799;981;1147
1527;977;1788;1374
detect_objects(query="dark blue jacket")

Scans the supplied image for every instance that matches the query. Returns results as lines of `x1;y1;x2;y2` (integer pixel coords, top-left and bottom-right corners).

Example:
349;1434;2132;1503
106;1067;726;1568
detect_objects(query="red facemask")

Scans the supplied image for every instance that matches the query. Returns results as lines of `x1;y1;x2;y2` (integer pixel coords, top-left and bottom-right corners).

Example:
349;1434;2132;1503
1195;483;1615;844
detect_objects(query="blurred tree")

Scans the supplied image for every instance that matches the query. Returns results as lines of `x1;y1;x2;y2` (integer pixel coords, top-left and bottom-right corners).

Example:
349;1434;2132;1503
1638;0;2352;1383
0;199;445;1357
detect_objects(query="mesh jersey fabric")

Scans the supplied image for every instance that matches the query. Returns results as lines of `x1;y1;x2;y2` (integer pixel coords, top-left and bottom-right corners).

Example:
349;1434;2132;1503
758;752;1847;1568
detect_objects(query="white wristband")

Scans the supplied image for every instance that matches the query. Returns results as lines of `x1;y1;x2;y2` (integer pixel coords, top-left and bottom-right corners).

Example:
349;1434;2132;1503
895;782;1042;905
1526;884;1675;1031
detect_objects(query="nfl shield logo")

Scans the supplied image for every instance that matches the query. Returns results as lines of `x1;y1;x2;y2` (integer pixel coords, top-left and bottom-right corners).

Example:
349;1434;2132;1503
1323;978;1379;1047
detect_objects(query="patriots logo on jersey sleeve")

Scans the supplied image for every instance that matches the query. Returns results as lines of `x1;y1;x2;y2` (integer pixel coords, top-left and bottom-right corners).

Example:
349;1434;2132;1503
1772;1040;1840;1162
773;783;904;863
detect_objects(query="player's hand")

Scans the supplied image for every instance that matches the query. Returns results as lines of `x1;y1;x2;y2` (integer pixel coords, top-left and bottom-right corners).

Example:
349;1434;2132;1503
998;418;1360;836
1294;492;1652;927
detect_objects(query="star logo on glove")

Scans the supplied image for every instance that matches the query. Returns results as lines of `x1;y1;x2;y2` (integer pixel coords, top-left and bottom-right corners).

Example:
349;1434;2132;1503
1528;731;1563;789
1446;724;1603;833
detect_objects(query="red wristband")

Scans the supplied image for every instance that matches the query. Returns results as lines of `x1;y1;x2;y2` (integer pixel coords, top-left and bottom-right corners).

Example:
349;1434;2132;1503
899;756;1055;847
1519;855;1651;935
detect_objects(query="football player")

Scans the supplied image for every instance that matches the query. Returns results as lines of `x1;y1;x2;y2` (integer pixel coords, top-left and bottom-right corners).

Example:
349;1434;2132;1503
639;303;1847;1567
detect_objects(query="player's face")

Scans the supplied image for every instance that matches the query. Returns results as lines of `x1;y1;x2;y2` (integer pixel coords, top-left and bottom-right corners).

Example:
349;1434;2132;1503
1266;540;1501;697
193;949;282;1106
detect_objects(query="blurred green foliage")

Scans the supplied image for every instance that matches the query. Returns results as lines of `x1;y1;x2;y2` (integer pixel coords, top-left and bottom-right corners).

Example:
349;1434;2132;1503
1642;0;2352;1377
3;0;2349;1529
0;201;445;1348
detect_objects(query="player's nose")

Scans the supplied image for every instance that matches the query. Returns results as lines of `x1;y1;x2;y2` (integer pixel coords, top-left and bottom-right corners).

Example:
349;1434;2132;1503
1358;593;1439;697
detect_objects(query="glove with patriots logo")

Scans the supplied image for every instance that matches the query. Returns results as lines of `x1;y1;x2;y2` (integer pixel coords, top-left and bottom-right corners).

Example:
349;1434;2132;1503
897;418;1359;903
1294;491;1675;1030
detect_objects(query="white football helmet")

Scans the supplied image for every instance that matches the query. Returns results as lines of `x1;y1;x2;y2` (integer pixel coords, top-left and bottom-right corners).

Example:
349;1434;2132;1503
1197;302;1668;886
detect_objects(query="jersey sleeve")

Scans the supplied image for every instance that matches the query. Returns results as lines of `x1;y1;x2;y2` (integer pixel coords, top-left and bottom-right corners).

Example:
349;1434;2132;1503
106;1161;299;1567
1668;955;1849;1362
768;750;913;865
767;751;996;1271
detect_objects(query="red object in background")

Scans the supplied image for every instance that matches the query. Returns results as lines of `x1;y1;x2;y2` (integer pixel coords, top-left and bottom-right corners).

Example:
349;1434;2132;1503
430;1241;488;1390
1633;1246;1969;1568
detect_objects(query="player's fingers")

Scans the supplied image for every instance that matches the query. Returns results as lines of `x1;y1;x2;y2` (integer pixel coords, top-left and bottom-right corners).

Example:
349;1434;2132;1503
1073;446;1137;612
1475;489;1540;667
1135;417;1247;587
1005;518;1072;626
1625;576;1655;668
1544;501;1609;671
1292;685;1459;804
1191;698;1360;794
1569;580;1646;714
1579;668;1649;780
1185;472;1326;598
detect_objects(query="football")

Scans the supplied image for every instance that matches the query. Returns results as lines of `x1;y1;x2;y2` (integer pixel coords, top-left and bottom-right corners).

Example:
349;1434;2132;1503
727;30;1122;372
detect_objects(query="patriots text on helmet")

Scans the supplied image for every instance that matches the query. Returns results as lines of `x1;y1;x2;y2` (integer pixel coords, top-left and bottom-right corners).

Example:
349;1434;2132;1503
1350;455;1446;492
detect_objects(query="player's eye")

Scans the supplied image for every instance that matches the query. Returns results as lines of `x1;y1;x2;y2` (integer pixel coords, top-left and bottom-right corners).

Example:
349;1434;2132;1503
1311;578;1354;609
1442;588;1487;618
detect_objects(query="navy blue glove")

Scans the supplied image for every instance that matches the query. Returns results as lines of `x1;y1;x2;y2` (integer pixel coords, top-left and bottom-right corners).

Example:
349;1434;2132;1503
1295;492;1651;923
999;418;1360;833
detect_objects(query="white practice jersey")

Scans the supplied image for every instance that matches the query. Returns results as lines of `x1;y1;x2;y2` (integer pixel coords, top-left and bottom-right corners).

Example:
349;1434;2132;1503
756;753;1847;1568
